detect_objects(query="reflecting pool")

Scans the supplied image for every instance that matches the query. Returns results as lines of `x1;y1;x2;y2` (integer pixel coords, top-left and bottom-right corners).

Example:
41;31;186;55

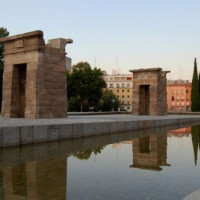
1;124;200;200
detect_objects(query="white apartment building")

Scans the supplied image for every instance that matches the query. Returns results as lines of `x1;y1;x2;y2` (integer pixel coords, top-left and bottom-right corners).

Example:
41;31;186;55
103;73;133;111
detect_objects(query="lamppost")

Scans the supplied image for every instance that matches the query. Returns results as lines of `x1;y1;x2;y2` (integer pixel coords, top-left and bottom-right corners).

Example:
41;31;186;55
112;99;116;112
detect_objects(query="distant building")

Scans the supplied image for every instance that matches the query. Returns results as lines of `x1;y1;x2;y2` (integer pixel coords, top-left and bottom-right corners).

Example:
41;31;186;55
66;56;72;71
168;79;189;84
103;72;133;111
168;127;191;137
112;68;121;75
167;81;191;112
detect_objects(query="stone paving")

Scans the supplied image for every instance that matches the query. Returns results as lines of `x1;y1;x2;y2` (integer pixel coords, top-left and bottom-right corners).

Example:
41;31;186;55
1;114;200;127
182;188;200;200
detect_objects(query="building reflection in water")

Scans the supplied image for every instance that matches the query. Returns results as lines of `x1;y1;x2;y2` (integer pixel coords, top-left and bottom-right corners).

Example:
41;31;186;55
168;125;200;166
130;133;170;171
1;156;67;200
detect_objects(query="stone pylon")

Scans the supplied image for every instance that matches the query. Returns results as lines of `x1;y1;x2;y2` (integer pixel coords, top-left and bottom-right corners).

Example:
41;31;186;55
0;30;73;118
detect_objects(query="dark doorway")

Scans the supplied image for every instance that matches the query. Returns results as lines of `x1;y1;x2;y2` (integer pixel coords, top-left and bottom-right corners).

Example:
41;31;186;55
12;64;27;118
139;85;150;115
139;137;150;153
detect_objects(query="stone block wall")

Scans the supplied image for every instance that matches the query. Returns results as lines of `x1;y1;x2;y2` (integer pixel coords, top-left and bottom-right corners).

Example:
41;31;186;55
0;30;72;118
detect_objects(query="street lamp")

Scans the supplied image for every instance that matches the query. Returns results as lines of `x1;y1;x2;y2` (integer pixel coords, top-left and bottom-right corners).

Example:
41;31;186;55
112;99;116;112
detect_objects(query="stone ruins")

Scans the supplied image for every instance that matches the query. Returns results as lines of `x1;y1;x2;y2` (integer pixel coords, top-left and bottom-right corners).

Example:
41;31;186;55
130;68;170;115
0;30;72;118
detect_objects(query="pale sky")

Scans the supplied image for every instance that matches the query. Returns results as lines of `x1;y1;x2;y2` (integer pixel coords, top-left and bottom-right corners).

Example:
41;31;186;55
1;0;200;80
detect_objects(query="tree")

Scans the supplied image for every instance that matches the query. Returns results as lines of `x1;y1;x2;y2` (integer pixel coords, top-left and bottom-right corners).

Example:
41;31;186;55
0;27;9;111
191;125;200;165
99;89;120;111
67;62;106;112
199;72;200;93
73;147;104;160
191;58;200;111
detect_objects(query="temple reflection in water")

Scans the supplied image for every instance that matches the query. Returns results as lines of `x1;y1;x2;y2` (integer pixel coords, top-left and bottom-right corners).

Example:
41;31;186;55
0;124;198;199
130;132;170;171
1;156;67;200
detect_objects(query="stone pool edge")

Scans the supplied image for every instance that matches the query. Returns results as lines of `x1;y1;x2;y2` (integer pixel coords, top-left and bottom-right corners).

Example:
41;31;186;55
1;115;200;147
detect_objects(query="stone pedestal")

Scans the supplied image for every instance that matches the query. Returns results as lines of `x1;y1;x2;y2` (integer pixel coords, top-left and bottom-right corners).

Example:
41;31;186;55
130;68;169;116
0;30;72;118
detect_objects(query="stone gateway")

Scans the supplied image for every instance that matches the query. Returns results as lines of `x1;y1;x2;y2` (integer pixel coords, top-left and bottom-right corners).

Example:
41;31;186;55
130;68;170;116
0;30;72;118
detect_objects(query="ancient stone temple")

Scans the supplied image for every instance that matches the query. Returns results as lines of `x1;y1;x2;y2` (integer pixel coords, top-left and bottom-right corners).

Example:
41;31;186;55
130;68;169;116
0;30;72;118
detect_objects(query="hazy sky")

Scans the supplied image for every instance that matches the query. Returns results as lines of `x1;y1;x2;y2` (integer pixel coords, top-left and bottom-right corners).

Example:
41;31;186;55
1;0;200;80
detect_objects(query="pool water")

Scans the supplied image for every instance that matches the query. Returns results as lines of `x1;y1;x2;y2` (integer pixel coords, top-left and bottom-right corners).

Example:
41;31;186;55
0;124;200;200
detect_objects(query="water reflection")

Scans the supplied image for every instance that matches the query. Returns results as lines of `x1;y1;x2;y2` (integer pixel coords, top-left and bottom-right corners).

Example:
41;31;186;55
191;125;200;165
168;125;200;166
0;122;199;200
2;157;67;200
130;133;170;171
73;147;104;160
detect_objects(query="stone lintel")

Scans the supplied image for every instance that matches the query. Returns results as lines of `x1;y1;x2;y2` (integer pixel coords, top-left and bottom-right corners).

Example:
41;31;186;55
3;46;45;56
129;68;162;74
129;165;162;171
0;30;43;43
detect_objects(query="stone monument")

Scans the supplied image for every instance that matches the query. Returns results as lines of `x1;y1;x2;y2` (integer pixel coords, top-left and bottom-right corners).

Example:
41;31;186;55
130;68;169;115
0;30;73;118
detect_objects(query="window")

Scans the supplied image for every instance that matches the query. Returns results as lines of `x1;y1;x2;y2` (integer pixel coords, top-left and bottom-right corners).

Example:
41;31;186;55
127;90;130;92
176;96;179;100
127;95;130;98
109;84;113;88
127;77;132;80
117;90;119;92
172;102;174;106
116;84;119;88
117;95;119;98
186;90;189;93
127;101;130;105
181;102;184;106
122;83;124;88
172;96;174;101
122;90;124;92
127;83;130;88
176;102;179;106
127;107;130;109
122;95;124;98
